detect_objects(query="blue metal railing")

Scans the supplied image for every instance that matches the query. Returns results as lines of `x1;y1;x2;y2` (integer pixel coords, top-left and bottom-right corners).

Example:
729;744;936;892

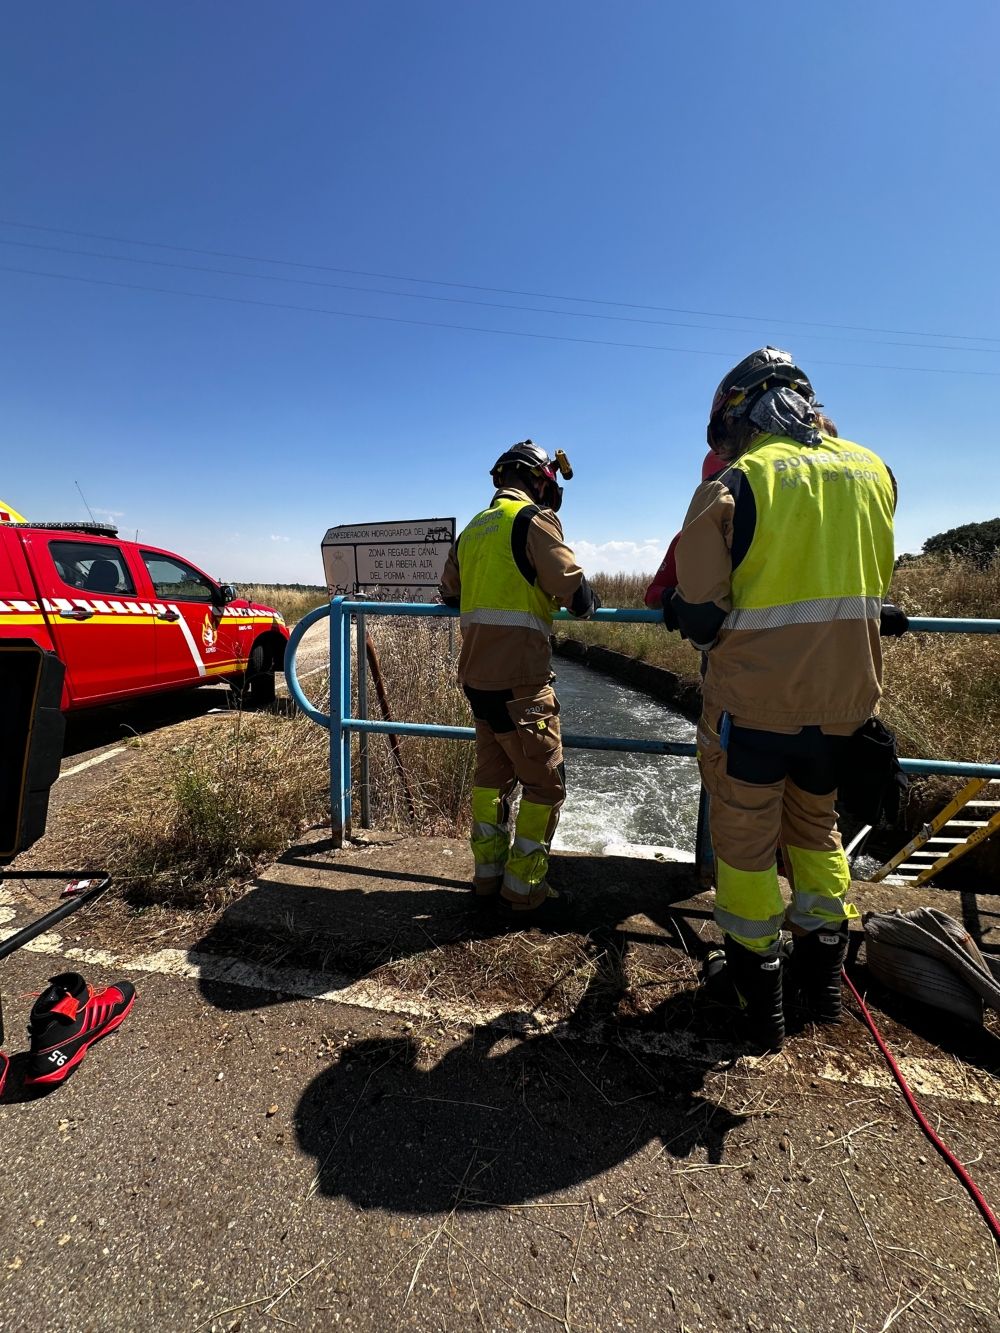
285;599;1000;847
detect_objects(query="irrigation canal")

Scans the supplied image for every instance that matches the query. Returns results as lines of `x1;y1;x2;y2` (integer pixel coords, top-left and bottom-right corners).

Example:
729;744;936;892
549;655;700;859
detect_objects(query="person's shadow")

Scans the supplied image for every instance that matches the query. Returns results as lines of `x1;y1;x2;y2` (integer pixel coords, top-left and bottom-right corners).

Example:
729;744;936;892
294;916;750;1212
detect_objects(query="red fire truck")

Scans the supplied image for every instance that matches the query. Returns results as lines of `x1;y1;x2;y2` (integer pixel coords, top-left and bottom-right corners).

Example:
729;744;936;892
0;520;289;710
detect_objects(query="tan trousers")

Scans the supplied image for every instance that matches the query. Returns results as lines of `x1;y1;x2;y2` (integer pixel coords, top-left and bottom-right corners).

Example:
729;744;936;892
697;714;856;953
467;684;565;906
472;684;565;801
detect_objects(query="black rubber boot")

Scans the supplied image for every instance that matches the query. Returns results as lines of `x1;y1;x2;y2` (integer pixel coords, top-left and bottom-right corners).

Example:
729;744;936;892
701;947;728;990
790;923;849;1022
723;938;785;1052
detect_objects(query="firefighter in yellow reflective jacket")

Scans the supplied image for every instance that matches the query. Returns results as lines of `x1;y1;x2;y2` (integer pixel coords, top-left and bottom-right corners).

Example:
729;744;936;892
668;348;902;1050
439;442;599;914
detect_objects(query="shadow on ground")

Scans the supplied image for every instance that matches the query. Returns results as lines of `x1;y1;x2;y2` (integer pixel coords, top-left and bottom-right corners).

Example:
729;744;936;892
294;996;747;1211
193;836;712;1015
847;962;1000;1079
191;831;758;1208
62;684;234;757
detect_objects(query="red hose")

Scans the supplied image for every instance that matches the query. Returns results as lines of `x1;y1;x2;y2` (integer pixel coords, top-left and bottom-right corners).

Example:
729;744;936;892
842;969;1000;1243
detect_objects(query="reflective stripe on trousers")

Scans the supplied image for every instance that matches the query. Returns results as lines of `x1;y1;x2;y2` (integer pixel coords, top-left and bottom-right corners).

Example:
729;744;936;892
714;857;784;957
470;786;510;876
502;799;558;899
785;845;858;931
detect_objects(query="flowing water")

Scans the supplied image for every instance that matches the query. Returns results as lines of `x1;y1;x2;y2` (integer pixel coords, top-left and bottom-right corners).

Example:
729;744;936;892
548;656;700;858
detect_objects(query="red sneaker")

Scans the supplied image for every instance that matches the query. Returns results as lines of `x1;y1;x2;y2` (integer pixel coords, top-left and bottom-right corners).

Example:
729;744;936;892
24;972;135;1089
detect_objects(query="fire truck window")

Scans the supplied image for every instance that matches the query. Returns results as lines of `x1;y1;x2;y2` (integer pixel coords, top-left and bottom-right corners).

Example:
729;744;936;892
50;542;135;595
141;553;214;603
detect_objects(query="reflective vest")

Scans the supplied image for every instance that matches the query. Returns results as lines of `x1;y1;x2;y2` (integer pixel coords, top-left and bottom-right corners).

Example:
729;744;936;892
458;497;558;638
723;434;895;633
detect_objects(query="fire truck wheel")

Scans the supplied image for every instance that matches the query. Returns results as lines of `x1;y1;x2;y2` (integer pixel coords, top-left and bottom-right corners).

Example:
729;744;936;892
238;642;276;710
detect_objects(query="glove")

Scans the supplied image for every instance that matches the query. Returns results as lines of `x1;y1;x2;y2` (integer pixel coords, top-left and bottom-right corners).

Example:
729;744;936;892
879;603;909;637
661;587;679;633
569;578;600;620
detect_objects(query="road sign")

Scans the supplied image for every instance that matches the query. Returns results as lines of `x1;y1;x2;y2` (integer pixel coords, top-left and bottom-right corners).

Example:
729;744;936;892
321;517;455;604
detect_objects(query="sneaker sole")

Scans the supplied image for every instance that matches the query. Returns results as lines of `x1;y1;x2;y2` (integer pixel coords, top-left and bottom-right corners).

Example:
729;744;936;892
0;1052;8;1099
24;993;136;1089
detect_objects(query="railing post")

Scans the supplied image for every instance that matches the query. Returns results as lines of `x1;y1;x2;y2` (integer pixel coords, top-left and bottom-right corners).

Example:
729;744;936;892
357;611;370;828
342;600;353;839
695;786;714;888
329;597;348;848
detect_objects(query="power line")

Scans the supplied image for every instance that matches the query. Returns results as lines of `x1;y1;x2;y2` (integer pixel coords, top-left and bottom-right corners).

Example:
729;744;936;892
1;216;997;348
0;235;993;358
4;260;1000;377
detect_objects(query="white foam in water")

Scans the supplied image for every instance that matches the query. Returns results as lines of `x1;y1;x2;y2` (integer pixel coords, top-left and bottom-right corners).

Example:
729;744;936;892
602;841;695;863
549;657;701;857
849;853;883;881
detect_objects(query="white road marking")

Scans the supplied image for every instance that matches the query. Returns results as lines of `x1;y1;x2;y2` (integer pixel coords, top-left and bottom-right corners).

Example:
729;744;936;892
1;913;997;1107
58;746;127;781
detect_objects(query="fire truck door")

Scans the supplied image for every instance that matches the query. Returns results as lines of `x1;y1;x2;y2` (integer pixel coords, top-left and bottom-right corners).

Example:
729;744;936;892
36;536;156;703
138;551;232;685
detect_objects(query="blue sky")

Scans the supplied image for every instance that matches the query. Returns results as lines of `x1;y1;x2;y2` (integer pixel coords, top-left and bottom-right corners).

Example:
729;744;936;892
3;2;998;583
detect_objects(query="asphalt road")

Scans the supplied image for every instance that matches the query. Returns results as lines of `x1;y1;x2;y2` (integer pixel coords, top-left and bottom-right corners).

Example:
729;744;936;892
1;939;998;1333
1;830;999;1332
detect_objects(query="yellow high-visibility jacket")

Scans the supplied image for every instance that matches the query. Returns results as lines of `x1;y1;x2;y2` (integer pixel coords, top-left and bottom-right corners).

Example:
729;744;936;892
440;487;586;690
675;433;896;731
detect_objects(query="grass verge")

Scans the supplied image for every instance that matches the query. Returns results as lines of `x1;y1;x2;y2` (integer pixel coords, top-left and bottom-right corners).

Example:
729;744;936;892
58;707;331;910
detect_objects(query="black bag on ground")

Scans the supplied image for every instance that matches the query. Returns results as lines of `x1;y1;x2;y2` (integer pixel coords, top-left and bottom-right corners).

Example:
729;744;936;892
837;717;908;825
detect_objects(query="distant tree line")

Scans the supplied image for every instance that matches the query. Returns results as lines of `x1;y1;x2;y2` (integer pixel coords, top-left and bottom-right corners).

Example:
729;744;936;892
921;518;1000;568
246;581;326;591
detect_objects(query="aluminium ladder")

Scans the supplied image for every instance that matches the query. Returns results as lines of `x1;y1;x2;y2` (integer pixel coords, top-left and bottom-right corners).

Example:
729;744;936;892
871;775;1000;886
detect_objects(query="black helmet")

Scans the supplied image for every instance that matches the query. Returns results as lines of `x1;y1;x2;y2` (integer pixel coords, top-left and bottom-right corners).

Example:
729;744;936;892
490;440;573;511
707;347;815;450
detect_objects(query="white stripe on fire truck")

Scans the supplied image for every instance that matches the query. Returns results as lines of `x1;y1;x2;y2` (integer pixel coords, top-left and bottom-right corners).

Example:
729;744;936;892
171;604;208;677
4;596;277;623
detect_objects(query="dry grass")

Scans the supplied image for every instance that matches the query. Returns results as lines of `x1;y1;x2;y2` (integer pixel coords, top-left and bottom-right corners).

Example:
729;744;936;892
373;931;699;1023
361;618;476;833
338;556;995;857
240;583;328;625
571;572;693;674
378;932;599;1016
880;558;1000;761
88;558;992;909
890;553;1000;618
95;706;329;908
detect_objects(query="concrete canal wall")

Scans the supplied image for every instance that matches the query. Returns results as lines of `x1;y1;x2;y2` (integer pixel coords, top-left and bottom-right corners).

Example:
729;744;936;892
552;634;703;723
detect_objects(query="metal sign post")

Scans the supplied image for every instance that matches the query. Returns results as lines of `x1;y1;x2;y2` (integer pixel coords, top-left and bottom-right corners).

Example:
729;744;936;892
320;519;455;829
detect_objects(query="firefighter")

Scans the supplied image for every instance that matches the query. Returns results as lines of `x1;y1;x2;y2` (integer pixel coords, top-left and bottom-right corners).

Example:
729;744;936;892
667;348;899;1050
440;441;599;914
644;451;728;611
